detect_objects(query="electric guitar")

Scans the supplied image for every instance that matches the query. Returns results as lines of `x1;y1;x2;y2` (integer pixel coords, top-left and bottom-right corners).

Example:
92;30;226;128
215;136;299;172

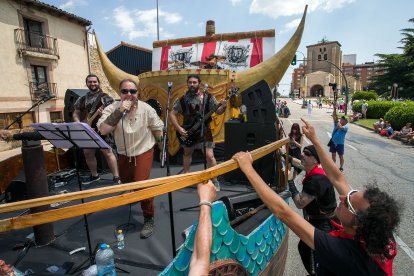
87;96;114;126
177;87;239;146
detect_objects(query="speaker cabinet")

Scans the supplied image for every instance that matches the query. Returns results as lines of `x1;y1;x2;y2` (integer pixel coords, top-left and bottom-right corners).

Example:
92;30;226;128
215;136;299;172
223;121;276;184
241;80;276;124
63;89;88;122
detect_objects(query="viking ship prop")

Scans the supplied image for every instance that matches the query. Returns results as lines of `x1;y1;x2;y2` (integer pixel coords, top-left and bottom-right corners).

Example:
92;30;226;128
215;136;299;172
97;7;307;156
0;6;307;275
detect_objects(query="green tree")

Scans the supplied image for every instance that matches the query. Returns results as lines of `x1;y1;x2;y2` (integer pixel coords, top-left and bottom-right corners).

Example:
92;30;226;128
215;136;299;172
371;18;414;98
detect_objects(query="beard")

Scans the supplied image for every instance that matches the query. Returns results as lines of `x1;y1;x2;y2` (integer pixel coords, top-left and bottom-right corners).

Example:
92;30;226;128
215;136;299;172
89;87;100;93
189;86;199;94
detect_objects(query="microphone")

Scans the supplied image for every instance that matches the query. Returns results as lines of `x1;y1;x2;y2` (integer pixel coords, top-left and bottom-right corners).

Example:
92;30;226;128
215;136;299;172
203;83;208;95
168;82;173;89
122;99;135;118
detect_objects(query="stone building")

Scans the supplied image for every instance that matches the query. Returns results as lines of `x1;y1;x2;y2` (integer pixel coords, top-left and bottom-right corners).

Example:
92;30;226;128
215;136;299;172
0;0;91;129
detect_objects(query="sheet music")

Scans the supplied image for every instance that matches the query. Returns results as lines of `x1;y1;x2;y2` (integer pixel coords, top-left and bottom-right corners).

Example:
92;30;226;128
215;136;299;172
29;122;110;149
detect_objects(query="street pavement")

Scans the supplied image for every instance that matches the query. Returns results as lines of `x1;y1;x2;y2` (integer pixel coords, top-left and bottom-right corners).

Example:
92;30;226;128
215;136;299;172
282;98;414;275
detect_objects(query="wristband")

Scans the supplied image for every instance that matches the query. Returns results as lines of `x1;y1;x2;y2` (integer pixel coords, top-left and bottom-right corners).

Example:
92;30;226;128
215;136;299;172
104;109;123;126
199;201;212;208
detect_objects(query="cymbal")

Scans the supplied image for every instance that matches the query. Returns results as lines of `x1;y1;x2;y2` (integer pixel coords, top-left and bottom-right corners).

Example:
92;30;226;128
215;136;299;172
190;61;209;66
168;60;184;64
206;55;226;62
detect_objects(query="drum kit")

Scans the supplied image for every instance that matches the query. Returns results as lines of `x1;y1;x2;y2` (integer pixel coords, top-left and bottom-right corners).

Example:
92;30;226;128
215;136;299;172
168;54;226;69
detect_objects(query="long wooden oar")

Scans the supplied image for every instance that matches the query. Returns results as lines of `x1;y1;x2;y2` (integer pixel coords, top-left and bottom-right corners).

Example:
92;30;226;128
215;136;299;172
0;138;288;232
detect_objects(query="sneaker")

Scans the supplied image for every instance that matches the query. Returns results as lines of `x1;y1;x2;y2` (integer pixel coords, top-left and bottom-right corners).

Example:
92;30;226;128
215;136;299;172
140;217;154;239
212;179;221;192
82;174;100;185
113;176;122;185
339;167;344;172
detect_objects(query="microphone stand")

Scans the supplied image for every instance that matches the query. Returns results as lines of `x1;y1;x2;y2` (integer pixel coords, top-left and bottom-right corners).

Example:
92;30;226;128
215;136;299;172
162;82;177;257
200;85;208;170
5;96;54;130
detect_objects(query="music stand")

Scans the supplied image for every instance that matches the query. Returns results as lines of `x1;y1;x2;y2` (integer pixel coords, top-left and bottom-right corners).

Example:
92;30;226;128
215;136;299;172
30;122;110;266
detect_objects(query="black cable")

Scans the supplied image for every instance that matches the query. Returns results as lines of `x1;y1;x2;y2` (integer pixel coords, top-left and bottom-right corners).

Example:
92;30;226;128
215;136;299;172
13;239;34;267
117;115;135;237
121;114;128;159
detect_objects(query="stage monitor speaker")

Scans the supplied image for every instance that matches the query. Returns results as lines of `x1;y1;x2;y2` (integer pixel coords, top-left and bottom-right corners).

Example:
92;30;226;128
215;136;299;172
223;121;276;184
219;192;263;221
241;80;276;124
63;89;88;123
5;171;27;202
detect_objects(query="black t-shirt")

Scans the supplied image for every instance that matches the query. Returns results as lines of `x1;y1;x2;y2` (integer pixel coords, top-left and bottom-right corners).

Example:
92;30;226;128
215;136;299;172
314;229;386;275
303;174;337;216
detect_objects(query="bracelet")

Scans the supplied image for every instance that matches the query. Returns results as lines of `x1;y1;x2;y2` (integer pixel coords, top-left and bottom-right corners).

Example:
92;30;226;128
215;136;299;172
199;201;212;208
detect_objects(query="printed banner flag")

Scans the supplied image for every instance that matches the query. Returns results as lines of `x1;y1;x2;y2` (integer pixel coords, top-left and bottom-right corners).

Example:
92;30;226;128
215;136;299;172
152;37;275;71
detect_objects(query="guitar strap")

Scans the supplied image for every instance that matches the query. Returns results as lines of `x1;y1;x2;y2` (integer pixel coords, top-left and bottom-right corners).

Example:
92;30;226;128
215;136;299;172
88;92;103;115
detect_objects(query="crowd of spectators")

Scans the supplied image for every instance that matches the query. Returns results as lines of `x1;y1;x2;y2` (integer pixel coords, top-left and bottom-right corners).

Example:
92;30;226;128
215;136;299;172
276;100;291;118
373;120;414;144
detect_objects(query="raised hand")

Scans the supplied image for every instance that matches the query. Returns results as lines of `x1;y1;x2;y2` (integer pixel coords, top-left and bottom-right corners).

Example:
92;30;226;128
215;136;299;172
301;117;317;142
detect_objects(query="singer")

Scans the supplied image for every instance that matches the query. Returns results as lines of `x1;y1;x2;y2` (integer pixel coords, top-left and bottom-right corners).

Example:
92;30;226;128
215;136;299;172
72;74;120;185
97;79;164;239
169;75;227;191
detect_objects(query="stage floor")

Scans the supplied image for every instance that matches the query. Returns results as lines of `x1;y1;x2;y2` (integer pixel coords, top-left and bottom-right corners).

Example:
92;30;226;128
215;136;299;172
0;160;258;275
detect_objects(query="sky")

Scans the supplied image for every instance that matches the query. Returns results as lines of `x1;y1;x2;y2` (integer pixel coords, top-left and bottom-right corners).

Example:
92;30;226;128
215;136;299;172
43;0;414;95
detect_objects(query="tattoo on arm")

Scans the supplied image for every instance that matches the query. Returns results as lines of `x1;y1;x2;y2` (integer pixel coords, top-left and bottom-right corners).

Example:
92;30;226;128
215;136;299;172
104;109;123;127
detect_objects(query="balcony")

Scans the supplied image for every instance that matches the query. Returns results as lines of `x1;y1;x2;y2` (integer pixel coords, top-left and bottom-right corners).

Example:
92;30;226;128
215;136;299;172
15;28;59;59
29;82;58;101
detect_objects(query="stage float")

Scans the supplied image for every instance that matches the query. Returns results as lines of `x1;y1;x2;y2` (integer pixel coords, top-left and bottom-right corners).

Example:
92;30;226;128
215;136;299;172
0;5;307;275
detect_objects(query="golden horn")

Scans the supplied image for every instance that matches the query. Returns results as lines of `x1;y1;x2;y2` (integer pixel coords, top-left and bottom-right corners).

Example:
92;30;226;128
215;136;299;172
95;33;139;94
235;5;308;91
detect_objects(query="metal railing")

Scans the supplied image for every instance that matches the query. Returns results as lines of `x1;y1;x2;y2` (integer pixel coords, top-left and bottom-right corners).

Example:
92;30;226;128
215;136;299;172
29;82;58;101
15;28;59;57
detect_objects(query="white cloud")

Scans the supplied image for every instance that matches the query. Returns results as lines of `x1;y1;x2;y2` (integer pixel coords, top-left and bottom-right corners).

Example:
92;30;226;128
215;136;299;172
112;6;182;40
249;0;355;19
279;18;301;34
59;0;87;10
229;0;242;6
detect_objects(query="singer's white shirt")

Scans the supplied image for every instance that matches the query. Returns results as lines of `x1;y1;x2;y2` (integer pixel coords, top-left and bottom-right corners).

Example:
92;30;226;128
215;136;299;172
97;100;164;157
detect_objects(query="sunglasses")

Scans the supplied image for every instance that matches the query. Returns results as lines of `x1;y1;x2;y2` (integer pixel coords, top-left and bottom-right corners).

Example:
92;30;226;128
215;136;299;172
303;150;312;157
342;189;358;216
120;89;138;95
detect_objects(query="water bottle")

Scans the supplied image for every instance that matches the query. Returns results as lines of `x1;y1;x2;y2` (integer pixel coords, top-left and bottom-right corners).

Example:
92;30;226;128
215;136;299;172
116;230;125;250
95;244;116;276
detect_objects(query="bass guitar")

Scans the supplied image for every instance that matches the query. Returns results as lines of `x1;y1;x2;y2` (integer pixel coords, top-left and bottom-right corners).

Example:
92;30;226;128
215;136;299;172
177;87;239;146
87;96;114;126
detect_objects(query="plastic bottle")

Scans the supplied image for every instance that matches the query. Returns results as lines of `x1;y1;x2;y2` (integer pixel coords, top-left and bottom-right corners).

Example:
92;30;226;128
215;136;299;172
116;230;125;250
95;244;116;276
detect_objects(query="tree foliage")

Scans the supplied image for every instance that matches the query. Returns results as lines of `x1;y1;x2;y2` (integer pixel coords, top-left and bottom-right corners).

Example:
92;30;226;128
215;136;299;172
352;91;378;101
371;18;414;98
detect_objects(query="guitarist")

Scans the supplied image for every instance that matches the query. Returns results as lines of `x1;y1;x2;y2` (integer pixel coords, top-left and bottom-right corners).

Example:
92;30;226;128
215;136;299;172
170;75;227;190
72;74;120;185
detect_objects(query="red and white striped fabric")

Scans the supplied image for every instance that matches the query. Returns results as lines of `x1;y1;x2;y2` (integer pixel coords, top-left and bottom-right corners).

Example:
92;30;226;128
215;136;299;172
152;37;274;71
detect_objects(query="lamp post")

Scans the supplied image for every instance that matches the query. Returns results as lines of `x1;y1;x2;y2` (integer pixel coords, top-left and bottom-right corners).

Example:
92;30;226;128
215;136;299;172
156;0;160;40
393;83;398;99
296;51;306;67
320;59;350;115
